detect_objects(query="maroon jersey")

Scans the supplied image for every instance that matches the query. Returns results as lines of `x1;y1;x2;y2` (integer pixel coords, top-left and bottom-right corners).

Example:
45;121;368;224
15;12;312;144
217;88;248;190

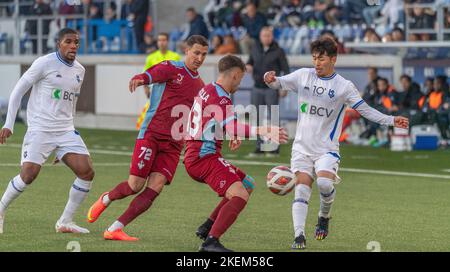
138;60;205;141
184;82;238;165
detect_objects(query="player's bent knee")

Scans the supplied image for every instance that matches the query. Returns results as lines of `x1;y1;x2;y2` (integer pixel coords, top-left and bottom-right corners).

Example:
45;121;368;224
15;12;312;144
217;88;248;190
316;177;335;196
147;173;167;194
20;164;41;184
78;168;95;181
226;182;249;201
128;176;146;193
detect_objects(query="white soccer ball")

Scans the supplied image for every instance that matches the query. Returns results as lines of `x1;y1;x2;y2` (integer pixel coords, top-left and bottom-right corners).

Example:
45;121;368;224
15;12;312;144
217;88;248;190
266;166;296;196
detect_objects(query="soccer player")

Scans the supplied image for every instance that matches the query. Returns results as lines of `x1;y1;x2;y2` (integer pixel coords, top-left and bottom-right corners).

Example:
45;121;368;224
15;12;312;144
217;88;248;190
264;37;409;249
184;55;288;252
87;35;209;241
137;32;181;129
0;28;93;234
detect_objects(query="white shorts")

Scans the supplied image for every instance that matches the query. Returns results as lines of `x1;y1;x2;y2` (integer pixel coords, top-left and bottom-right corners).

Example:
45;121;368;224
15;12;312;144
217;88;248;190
21;130;90;166
291;150;341;183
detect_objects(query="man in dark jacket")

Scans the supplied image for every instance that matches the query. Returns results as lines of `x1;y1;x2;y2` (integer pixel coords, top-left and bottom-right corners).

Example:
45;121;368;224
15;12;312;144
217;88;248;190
246;26;290;156
186;7;209;39
130;0;149;53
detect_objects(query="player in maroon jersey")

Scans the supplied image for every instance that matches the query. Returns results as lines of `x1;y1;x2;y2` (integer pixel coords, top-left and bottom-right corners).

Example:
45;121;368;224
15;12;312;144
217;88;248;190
87;35;209;241
184;55;289;252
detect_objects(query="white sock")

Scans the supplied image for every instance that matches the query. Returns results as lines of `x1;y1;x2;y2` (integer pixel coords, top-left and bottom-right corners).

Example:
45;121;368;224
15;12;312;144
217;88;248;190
0;175;28;215
102;194;111;206
108;220;124;232
316;177;336;218
59;178;92;224
292;184;312;238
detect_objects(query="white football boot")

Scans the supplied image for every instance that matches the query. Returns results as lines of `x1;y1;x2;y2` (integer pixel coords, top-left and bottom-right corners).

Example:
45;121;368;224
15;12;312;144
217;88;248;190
55;220;90;234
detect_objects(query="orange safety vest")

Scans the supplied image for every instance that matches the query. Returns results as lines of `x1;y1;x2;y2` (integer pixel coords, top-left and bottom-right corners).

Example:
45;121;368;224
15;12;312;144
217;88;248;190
429;91;443;110
418;96;426;109
381;95;393;109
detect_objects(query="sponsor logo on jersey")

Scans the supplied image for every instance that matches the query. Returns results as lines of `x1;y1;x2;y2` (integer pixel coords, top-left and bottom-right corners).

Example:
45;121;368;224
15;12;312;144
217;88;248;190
299;102;334;117
220;98;229;105
52;89;76;101
312;85;335;98
219;180;226;189
52;89;62;99
175;73;184;85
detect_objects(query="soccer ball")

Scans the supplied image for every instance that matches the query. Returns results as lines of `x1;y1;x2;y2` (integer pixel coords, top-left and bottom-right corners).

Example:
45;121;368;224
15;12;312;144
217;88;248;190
266;166;296;196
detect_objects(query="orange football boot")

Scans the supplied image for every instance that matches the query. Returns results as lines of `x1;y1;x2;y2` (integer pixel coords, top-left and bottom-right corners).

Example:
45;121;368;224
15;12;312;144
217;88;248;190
103;229;139;241
87;192;109;223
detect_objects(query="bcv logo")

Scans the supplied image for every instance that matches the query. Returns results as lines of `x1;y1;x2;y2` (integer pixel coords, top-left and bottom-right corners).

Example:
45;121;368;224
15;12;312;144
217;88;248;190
300;102;334;118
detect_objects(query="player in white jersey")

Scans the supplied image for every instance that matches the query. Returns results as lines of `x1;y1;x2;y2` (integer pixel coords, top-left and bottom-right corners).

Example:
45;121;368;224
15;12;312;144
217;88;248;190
264;37;409;249
0;28;94;234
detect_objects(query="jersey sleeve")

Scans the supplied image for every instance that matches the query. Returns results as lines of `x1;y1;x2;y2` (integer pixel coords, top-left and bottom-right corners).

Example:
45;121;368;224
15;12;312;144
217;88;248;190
144;61;177;84
277;68;305;92
345;81;394;126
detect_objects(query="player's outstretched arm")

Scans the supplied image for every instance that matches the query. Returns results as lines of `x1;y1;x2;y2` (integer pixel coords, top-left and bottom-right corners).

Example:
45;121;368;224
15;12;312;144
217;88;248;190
129;73;148;93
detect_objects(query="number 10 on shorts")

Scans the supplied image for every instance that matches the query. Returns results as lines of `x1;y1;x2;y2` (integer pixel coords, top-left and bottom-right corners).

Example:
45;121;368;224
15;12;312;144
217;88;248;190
139;147;152;161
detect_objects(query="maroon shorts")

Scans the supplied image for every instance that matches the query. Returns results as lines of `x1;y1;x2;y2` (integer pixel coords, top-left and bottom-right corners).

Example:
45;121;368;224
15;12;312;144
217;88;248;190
129;136;182;183
185;154;246;197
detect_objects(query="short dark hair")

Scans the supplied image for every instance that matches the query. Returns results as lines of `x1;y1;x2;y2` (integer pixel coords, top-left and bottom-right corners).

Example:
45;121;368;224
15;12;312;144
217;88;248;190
378;77;389;85
400;74;412;82
186;35;209;47
310;37;337;57
158;32;169;40
218;55;245;73
57;28;78;42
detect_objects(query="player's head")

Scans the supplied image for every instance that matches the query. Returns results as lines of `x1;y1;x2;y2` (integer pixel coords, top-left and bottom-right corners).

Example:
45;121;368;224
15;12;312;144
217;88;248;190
184;35;209;71
310;37;337;78
157;32;169;51
218;55;246;94
56;28;79;62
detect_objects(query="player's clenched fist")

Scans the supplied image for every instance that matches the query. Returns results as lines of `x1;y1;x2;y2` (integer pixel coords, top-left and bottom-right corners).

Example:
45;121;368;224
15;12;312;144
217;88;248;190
394;116;409;129
129;74;148;93
0;128;12;144
264;71;277;84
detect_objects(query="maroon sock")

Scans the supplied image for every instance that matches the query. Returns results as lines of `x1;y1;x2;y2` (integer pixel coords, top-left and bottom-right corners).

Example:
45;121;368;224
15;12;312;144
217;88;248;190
209;198;229;221
108;181;137;201
117;188;159;226
209;196;247;239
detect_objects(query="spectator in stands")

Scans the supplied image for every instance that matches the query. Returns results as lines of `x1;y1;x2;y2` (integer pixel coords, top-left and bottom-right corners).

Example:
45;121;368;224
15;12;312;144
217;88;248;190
209;34;224;54
363;28;381;42
25;0;52;54
186;7;209;39
120;0;133;20
282;0;303;27
362;0;384;26
215;0;244;28
398;74;422;114
59;0;82;15
104;2;117;22
363;67;380;105
204;0;227;28
408;5;436;40
378;0;404;29
266;0;283;26
215;33;239;54
391;27;405;41
88;3;103;19
246;26;289;157
375;77;398;114
141;33;157;54
320;30;345;53
415;76;450;139
130;0;149;53
241;1;267;53
341;0;366;24
323;4;342;26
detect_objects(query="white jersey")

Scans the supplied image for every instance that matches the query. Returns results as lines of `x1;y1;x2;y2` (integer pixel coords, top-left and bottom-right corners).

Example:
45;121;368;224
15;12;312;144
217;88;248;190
3;51;85;133
274;68;394;156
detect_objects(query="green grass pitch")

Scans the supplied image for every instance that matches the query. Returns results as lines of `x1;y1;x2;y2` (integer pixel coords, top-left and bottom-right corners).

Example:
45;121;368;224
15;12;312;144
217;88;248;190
0;123;449;252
